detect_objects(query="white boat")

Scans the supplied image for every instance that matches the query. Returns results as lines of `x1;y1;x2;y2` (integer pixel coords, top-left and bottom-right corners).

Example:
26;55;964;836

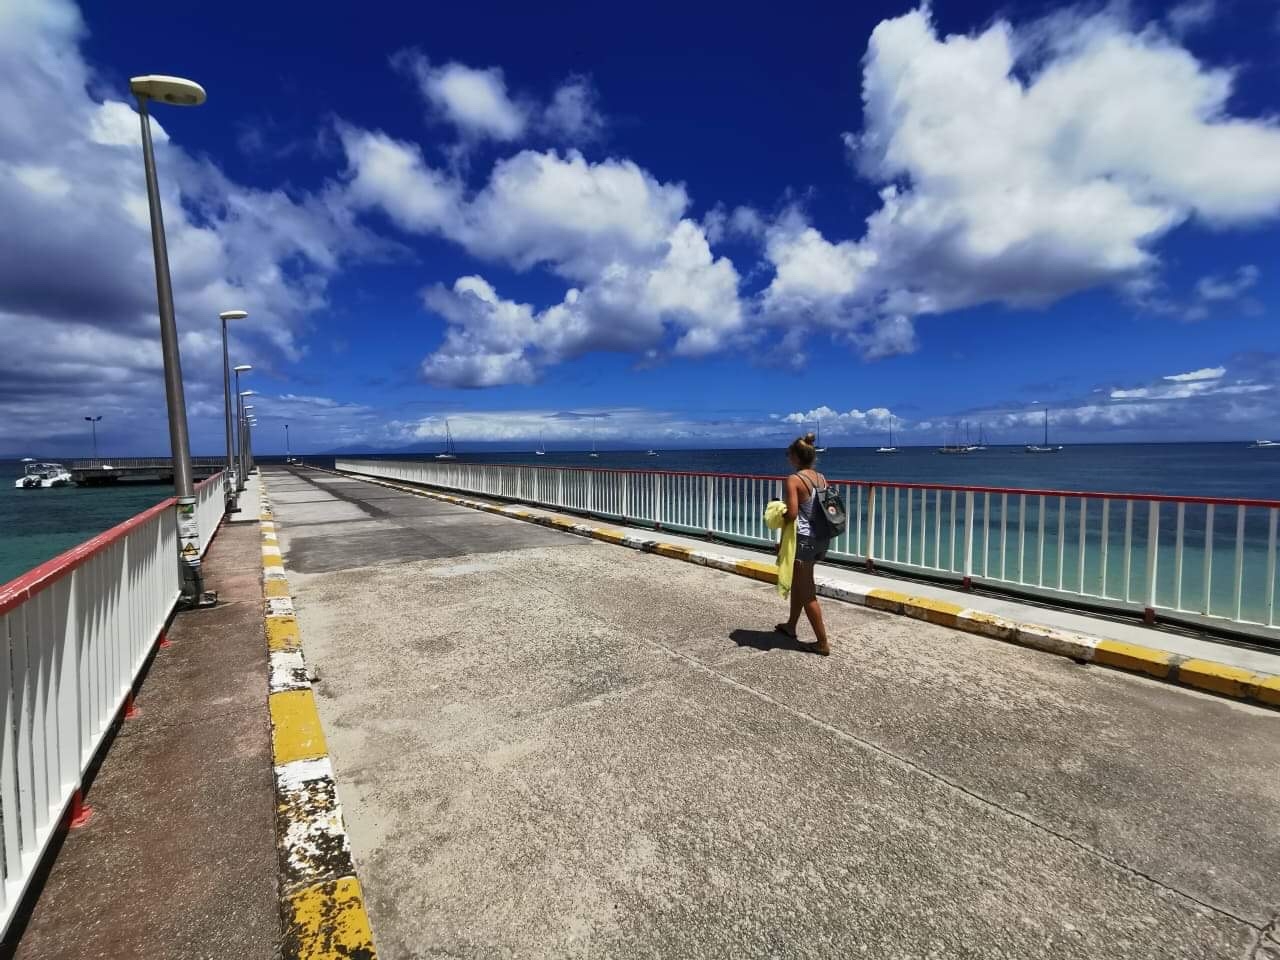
1026;409;1063;453
877;417;897;453
435;419;458;460
15;461;73;489
814;418;827;453
1249;439;1278;448
588;438;599;458
970;424;988;451
535;432;546;456
646;449;659;457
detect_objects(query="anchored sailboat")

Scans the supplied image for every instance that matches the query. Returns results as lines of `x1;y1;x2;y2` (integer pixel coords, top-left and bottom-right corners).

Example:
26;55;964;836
589;437;600;458
814;418;827;453
1025;409;1063;453
535;432;546;456
877;417;897;453
435;419;458;460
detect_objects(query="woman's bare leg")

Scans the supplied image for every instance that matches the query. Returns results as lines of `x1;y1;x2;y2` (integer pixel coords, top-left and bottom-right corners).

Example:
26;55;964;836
794;561;829;651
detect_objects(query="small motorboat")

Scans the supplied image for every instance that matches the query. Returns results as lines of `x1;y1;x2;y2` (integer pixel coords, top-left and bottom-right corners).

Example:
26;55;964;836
16;462;73;489
1249;439;1278;449
646;449;659;457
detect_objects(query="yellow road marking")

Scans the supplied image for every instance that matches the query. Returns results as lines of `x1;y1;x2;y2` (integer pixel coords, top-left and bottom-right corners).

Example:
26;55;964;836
270;689;329;765
265;579;292;599
283;876;377;960
267;617;302;652
1092;639;1173;679
1177;659;1262;698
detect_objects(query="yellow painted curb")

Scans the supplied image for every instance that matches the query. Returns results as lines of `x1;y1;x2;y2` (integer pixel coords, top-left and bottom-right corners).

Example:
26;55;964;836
1092;640;1173;679
652;543;692;560
735;559;778;584
1257;676;1280;706
270;689;329;765
902;596;965;628
1177;659;1261;698
282;876;377;960
267;617;303;652
265;579;292;599
593;528;627;545
866;588;908;613
259;475;379;958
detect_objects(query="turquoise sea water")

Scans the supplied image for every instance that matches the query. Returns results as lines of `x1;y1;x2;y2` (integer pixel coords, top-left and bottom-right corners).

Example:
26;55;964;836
3;446;1278;618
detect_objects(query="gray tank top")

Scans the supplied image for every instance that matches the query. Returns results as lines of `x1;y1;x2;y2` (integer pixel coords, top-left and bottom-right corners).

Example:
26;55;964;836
794;471;827;538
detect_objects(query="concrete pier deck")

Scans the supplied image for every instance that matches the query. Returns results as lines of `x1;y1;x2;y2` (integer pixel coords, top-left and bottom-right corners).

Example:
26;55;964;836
266;465;1280;960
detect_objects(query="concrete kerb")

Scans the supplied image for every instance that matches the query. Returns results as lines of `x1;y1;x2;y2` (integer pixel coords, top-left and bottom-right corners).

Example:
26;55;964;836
322;467;1280;712
258;481;378;960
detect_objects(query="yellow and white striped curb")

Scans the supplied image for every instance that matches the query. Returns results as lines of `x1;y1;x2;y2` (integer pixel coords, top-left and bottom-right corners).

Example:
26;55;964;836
259;481;378;960
326;467;1280;712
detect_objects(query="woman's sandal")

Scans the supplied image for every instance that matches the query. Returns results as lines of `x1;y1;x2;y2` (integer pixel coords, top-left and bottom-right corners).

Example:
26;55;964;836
799;640;831;657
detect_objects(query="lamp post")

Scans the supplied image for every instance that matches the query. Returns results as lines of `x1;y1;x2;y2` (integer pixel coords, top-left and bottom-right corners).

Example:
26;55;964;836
233;369;251;490
219;311;248;510
285;423;291;462
238;390;255;488
84;415;102;459
130;73;209;607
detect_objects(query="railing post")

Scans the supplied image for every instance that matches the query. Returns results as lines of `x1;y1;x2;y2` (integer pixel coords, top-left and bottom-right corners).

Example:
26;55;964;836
588;470;595;514
705;476;714;535
1144;501;1160;624
653;472;662;529
557;470;564;509
865;486;877;569
962;490;974;589
622;473;630;521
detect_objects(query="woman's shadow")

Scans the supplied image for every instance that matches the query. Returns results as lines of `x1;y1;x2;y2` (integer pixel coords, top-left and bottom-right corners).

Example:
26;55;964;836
729;628;824;655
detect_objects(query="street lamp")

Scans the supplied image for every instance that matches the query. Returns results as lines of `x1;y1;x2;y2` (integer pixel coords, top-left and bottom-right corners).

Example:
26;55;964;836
130;73;210;608
233;368;252;491
284;423;291;463
238;389;256;488
219;310;248;510
84;415;102;459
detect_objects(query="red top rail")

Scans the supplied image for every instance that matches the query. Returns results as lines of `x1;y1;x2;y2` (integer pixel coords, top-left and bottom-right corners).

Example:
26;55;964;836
0;471;225;615
344;459;1280;510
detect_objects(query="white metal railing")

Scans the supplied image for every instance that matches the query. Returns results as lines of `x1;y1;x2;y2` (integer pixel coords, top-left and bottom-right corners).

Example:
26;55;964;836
0;472;225;936
337;459;1279;637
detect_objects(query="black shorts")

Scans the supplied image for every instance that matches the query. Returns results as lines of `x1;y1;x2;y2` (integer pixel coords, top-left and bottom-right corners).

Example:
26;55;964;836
796;535;829;562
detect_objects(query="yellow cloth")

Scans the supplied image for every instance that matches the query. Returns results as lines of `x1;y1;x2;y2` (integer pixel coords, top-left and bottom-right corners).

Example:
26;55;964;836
763;500;795;598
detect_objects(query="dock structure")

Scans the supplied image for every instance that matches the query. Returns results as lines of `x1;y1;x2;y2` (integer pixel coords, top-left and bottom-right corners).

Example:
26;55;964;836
3;462;1279;959
68;456;226;485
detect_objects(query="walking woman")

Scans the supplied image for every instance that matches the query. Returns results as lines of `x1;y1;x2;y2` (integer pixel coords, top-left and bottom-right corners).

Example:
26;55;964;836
775;432;831;655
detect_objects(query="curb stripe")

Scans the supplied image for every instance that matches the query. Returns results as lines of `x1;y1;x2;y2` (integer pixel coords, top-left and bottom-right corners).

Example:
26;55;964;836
326;468;1280;713
258;480;378;959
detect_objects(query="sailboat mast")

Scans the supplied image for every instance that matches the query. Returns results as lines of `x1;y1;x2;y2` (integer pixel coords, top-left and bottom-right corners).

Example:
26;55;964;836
1044;408;1049;446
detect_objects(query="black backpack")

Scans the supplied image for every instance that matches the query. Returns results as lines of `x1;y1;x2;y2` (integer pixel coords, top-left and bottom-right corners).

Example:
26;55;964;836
798;473;847;538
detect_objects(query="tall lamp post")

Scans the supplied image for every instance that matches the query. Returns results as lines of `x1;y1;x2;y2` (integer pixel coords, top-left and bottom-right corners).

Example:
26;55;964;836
219;311;248;510
130;74;210;608
233;369;252;490
285;423;291;462
84;415;102;459
239;390;256;487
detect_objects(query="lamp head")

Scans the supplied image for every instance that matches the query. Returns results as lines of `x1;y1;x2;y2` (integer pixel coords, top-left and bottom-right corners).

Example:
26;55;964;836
219;309;248;321
234;365;252;373
129;75;206;106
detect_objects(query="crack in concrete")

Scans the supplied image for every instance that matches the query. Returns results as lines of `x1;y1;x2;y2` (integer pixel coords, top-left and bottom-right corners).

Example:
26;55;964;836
1246;913;1280;959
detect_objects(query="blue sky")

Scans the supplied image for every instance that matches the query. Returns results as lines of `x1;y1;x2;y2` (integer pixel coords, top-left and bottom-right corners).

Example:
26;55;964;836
1;0;1278;455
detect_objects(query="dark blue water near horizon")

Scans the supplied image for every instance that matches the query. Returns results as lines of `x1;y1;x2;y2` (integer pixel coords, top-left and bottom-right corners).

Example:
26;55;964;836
2;442;1277;585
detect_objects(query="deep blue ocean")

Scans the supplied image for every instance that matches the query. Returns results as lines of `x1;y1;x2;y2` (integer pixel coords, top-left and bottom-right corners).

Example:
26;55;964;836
2;443;1277;587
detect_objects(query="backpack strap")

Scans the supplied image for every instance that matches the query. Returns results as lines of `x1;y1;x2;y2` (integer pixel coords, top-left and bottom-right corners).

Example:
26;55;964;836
794;471;818;494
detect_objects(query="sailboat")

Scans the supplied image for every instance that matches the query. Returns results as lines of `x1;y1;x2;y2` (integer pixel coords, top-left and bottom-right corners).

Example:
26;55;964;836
1025;409;1063;453
969;423;988;452
535;432;546;456
435;419;458;460
814;418;827;453
939;421;971;454
588;437;600;458
1249;439;1278;449
876;417;897;453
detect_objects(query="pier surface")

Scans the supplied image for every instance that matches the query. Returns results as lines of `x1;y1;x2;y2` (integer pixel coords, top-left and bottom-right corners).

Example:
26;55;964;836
267;466;1280;960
